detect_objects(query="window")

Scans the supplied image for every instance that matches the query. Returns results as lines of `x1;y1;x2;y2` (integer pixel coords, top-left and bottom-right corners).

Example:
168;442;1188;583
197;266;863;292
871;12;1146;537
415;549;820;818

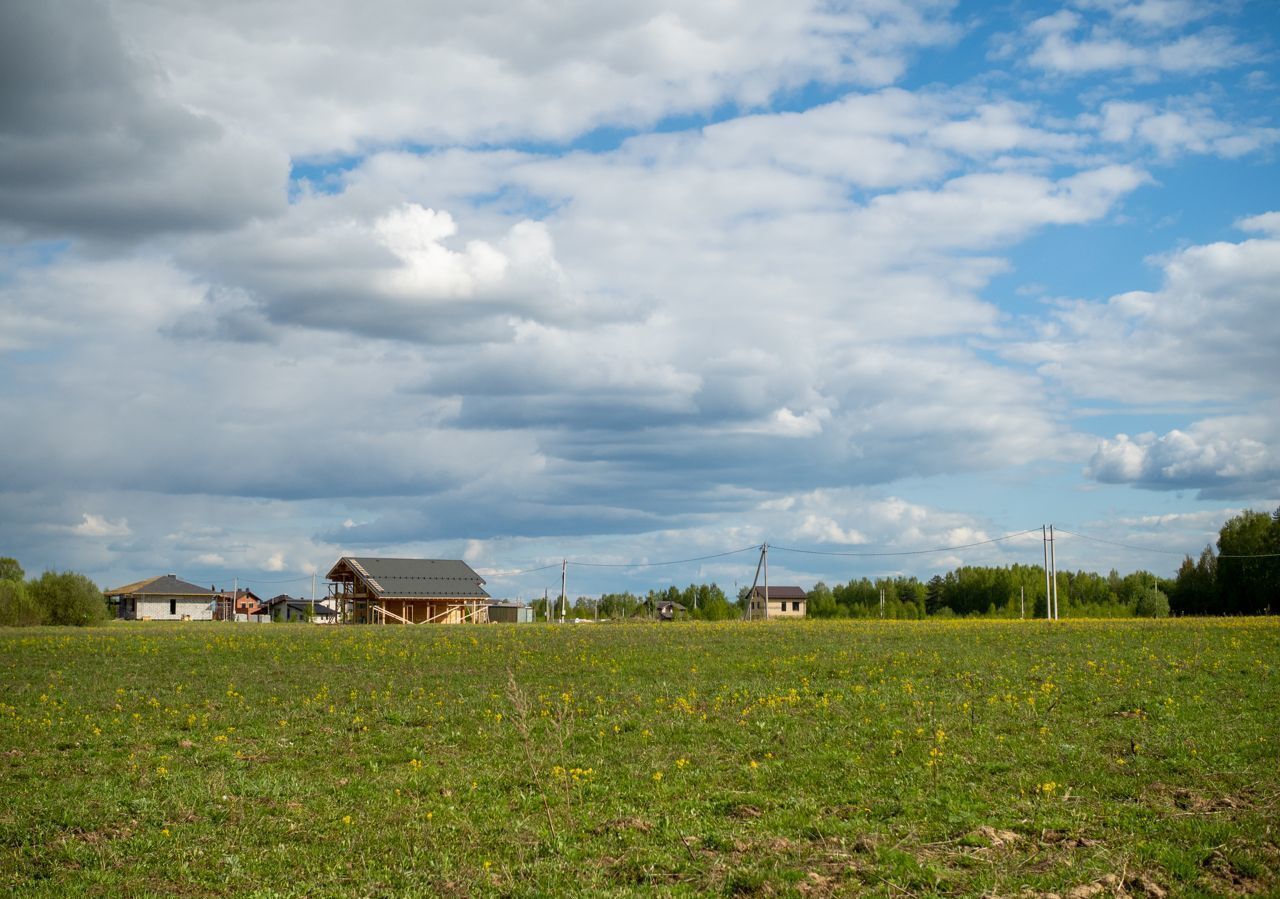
792;601;801;612
169;599;176;615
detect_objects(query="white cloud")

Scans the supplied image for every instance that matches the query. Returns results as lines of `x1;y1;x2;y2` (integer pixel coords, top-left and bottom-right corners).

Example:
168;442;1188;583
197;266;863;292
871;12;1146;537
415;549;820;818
1086;420;1279;497
1088;99;1279;159
109;0;959;155
1238;212;1280;236
1009;220;1280;497
1013;220;1280;405
70;514;132;538
1015;4;1257;78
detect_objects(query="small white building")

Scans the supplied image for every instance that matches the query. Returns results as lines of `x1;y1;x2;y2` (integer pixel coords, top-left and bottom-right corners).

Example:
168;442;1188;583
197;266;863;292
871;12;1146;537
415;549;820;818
106;574;219;621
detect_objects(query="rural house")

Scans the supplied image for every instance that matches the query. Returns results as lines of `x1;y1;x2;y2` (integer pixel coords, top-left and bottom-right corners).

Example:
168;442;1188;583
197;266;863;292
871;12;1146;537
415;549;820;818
105;575;218;621
746;585;807;619
262;594;338;623
215;587;264;619
326;557;490;624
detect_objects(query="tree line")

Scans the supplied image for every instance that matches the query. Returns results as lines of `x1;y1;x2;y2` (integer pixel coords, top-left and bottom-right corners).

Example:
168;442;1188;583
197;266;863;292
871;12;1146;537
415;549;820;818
1;507;1275;627
0;558;108;627
532;507;1279;621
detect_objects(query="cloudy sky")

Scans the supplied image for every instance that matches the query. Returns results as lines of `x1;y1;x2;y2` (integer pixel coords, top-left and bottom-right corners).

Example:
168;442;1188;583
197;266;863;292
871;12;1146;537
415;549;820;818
2;0;1278;601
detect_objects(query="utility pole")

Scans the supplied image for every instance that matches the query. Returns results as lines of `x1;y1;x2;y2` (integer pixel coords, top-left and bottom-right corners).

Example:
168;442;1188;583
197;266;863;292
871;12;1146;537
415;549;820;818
232;576;238;623
746;544;766;621
763;542;769;619
1042;526;1051;620
560;559;567;624
1049;525;1058;620
879;588;885;618
1020;585;1025;620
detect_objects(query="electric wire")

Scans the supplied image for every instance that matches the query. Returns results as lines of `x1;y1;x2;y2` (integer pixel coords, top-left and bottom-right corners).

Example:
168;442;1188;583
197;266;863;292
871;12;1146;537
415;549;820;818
1055;527;1280;558
770;528;1041;558
483;562;563;578
568;544;760;568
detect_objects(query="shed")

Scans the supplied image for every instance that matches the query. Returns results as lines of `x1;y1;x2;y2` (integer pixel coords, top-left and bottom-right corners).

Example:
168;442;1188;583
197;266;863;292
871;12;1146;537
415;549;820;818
486;601;534;624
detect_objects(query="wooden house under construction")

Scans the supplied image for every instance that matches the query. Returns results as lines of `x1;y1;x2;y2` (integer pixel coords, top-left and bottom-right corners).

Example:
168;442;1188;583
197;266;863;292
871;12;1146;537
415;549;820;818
325;557;490;624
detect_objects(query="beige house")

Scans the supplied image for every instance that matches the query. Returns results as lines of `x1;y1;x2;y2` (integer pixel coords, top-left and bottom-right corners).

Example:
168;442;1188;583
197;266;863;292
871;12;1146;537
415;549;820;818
105;575;219;621
746;585;807;619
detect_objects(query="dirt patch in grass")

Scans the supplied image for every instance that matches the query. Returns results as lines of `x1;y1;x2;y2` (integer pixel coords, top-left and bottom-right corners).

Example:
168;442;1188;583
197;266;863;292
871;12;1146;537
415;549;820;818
591;816;653;834
1023;872;1168;899
1198;847;1275;895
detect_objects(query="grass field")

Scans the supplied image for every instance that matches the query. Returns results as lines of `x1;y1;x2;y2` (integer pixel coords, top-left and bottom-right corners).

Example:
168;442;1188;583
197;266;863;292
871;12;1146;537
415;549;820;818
1;618;1276;897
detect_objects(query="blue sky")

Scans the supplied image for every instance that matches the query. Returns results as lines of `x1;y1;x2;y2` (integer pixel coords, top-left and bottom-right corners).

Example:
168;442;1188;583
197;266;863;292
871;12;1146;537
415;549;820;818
1;0;1277;602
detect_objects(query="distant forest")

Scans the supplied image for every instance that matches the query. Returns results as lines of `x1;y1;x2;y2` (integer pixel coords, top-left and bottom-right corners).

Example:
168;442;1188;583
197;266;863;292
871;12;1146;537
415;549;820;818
541;507;1280;621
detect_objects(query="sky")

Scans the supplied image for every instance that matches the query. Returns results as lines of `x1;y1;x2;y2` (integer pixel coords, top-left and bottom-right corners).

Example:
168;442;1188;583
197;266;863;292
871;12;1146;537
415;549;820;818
1;0;1278;602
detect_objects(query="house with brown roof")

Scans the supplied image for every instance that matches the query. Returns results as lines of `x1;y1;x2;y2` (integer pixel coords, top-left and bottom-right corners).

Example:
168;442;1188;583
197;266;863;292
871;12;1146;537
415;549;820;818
214;587;265;618
746;585;807;619
105;575;219;621
326;557;490;624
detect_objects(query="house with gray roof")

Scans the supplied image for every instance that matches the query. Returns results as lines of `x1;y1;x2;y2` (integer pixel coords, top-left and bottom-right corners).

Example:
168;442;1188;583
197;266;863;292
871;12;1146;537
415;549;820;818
262;594;339;623
325;557;490;624
105;575;219;621
746;585;807;619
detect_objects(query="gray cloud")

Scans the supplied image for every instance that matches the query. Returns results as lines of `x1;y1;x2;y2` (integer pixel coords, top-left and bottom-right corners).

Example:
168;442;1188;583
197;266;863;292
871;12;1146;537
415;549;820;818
0;1;287;243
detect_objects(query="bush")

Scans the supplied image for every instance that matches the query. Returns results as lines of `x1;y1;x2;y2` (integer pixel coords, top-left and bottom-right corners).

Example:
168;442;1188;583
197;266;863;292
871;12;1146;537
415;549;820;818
28;571;108;626
1135;587;1171;618
0;557;24;583
0;580;44;627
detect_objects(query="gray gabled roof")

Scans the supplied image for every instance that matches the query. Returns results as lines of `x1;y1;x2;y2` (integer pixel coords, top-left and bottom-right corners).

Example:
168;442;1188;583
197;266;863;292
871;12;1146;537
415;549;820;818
326;557;489;600
106;574;216;597
747;585;807;600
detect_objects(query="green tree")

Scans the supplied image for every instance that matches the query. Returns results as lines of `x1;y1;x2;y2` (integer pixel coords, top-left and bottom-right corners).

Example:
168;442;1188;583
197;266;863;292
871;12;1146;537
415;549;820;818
1171;547;1218;615
0;557;23;583
925;575;946;615
0;579;44;627
28;571;107;626
1135;586;1170;618
807;581;838;618
1217;508;1280;614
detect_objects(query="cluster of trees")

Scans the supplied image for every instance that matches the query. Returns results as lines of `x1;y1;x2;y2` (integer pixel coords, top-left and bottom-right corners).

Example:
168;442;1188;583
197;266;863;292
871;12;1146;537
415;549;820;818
803;565;1170;619
532;583;739;621
0;558;108;627
529;507;1279;622
1172;507;1279;616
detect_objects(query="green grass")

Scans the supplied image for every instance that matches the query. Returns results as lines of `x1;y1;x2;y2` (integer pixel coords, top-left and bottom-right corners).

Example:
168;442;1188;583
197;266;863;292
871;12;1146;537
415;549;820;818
1;618;1277;897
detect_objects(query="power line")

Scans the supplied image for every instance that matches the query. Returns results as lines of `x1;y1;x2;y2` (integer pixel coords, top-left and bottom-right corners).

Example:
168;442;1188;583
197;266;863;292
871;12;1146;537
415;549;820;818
1051;529;1186;556
1056;528;1280;559
770;528;1041;558
482;562;563;578
569;544;760;568
230;573;318;585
